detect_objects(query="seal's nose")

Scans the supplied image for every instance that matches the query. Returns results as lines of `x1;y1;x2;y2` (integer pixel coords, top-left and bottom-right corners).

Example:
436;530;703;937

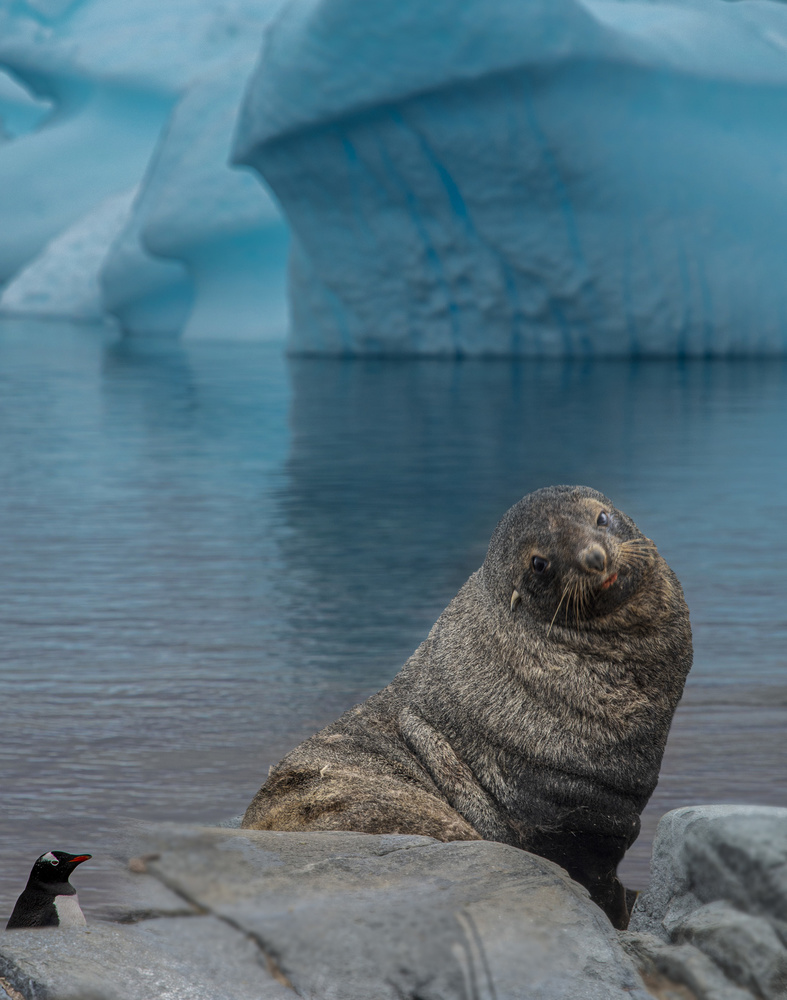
579;544;607;573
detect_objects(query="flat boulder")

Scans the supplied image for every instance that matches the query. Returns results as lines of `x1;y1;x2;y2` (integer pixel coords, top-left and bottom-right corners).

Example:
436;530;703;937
2;826;651;1000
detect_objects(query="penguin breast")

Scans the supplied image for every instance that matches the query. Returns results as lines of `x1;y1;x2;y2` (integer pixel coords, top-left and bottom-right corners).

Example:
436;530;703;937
53;894;86;927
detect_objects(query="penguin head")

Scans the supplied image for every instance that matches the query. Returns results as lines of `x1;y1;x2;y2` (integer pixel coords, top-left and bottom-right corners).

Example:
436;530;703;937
30;851;91;884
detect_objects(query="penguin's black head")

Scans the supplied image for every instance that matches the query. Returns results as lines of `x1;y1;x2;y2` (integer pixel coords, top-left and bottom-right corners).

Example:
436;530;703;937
30;851;91;883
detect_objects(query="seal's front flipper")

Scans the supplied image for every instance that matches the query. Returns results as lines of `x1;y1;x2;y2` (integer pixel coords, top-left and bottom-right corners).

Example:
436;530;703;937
399;708;512;843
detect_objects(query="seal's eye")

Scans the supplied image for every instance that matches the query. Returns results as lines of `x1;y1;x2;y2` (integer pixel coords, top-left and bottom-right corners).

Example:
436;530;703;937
531;556;549;574
597;511;609;527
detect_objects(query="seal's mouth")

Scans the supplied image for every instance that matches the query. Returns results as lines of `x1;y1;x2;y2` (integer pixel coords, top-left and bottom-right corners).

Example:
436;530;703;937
600;572;618;590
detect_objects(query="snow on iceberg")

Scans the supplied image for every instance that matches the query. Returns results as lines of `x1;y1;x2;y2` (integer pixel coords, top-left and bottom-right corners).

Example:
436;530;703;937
235;0;787;356
0;188;137;323
0;0;288;339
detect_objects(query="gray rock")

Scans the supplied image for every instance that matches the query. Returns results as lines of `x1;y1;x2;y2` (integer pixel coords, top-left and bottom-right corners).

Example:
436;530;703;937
0;825;654;1000
94;862;200;924
137;825;651;1000
630;805;787;941
677;902;787;1000
629;805;787;1000
621;931;754;1000
0;917;293;1000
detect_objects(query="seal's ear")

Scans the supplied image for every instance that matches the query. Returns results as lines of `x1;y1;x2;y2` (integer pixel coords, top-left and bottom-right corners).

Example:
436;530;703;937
510;589;521;613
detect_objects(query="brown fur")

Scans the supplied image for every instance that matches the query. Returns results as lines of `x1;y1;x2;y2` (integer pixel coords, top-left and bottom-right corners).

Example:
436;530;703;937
243;486;693;928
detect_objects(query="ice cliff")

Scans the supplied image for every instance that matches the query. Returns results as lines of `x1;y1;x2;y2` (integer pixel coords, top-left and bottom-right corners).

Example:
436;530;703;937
0;0;288;339
235;0;787;356
5;0;787;351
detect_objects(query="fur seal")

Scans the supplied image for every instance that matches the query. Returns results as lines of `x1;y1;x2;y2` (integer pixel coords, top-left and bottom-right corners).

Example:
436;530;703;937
243;485;692;928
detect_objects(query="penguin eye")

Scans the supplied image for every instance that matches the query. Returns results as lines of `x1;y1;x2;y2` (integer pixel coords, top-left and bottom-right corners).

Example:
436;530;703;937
531;556;549;574
597;511;609;527
49;860;59;866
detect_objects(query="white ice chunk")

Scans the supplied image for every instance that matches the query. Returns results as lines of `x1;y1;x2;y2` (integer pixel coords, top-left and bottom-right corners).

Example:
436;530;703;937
0;188;137;322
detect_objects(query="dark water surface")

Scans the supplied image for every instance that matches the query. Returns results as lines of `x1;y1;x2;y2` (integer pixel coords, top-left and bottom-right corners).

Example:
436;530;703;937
1;318;786;919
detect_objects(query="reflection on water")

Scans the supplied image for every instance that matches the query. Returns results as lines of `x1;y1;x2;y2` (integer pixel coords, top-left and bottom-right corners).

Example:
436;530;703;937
0;318;785;916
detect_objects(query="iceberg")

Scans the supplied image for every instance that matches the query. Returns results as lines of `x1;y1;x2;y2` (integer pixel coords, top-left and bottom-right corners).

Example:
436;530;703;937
0;68;51;141
0;0;288;338
0;189;136;323
0;73;168;289
102;55;289;341
98;199;194;340
235;0;787;356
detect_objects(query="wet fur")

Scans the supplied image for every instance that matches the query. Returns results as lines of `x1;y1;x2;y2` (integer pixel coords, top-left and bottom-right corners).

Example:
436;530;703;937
243;486;693;928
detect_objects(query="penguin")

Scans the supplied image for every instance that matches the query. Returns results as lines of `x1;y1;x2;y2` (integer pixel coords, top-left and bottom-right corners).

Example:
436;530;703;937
6;851;91;929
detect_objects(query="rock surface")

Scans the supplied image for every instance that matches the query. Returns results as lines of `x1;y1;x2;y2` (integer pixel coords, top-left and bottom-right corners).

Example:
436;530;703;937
235;0;787;356
629;805;787;999
0;826;651;1000
0;918;294;1000
4;810;784;999
621;931;754;1000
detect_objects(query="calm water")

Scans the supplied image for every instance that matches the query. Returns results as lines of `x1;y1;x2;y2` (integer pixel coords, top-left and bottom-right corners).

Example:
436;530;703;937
1;317;786;919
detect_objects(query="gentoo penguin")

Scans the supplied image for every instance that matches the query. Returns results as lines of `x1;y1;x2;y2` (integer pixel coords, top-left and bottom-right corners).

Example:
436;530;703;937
6;851;91;929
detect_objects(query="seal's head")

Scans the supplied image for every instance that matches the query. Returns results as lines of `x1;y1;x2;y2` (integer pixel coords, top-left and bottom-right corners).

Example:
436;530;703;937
482;485;657;630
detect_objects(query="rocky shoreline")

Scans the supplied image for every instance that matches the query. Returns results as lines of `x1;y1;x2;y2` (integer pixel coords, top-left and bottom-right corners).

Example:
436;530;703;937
1;805;785;1000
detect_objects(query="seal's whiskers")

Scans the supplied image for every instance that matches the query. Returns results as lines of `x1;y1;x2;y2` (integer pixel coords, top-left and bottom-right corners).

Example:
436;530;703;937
547;583;571;637
571;581;582;628
619;539;655;561
578;577;591;624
